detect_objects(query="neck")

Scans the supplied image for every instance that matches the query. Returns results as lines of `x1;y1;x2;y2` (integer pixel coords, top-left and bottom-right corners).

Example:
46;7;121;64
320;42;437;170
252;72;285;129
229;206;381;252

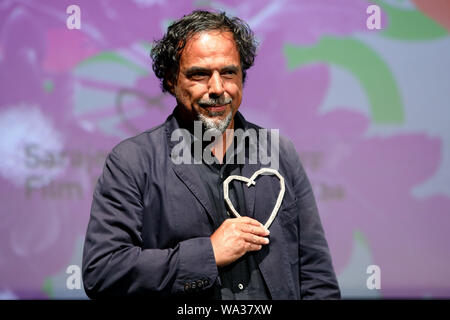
211;117;234;164
174;106;237;164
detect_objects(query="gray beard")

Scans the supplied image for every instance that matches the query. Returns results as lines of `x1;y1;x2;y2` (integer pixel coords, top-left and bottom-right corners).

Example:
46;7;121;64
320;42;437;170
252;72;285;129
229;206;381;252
197;111;233;134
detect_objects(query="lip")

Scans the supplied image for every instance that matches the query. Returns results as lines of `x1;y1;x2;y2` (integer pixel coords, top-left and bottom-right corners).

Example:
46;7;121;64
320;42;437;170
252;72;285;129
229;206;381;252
202;104;228;112
207;105;227;111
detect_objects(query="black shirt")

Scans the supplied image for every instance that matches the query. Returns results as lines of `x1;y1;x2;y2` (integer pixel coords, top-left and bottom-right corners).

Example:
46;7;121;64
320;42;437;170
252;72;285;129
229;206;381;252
182;111;270;300
200;160;270;300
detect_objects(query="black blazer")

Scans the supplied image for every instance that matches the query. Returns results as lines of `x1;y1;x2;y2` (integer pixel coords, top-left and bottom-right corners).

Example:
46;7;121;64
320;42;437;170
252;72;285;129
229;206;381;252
82;109;340;299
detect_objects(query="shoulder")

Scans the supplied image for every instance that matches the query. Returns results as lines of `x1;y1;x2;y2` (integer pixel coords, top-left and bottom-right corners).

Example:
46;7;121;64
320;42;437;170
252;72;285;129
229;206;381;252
112;122;165;154
107;120;169;171
244;119;299;158
244;117;306;183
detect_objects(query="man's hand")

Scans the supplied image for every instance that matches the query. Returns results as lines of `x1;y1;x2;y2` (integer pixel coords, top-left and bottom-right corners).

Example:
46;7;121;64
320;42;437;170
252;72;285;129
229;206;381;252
210;217;270;267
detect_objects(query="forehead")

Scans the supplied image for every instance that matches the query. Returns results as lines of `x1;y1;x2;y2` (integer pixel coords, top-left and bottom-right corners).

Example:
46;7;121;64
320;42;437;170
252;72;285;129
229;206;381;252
179;30;240;68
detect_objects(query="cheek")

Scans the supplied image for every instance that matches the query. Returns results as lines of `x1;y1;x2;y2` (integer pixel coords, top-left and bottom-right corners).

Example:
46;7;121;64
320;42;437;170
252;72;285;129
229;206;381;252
227;83;242;102
174;87;192;106
178;83;207;102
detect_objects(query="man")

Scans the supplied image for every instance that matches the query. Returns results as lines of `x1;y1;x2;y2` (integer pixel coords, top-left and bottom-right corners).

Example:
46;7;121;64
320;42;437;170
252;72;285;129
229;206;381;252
82;10;340;299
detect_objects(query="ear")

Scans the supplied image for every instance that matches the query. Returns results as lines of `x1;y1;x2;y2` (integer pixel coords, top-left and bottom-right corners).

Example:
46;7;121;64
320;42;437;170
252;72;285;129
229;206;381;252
166;77;176;95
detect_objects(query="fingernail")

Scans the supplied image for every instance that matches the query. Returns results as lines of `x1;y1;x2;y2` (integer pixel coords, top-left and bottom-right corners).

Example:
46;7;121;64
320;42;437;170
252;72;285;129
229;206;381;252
264;238;270;244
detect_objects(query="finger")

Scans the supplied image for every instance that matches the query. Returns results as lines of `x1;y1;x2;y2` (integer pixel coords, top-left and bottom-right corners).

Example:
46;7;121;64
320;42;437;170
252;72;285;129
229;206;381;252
241;233;270;245
237;217;270;234
237;216;264;227
245;242;263;252
240;223;270;236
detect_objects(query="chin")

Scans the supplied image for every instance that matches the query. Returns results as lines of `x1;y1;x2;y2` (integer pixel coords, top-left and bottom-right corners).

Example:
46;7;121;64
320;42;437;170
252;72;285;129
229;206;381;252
206;111;227;119
198;109;233;133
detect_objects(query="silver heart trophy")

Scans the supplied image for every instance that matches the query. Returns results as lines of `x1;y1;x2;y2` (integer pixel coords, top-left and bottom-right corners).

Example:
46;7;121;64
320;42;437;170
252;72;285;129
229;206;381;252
223;168;285;229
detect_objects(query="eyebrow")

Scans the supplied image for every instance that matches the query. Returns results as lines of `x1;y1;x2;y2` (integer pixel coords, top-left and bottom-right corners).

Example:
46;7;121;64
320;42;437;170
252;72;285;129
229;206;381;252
185;65;240;75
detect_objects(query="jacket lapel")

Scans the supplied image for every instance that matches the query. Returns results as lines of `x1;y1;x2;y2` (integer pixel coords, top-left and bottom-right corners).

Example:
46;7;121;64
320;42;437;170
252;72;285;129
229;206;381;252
165;111;220;227
172;163;220;227
164;108;266;227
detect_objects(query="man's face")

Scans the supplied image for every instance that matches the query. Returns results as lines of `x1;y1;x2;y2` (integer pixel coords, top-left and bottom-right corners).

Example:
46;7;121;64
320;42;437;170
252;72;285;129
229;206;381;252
171;30;243;132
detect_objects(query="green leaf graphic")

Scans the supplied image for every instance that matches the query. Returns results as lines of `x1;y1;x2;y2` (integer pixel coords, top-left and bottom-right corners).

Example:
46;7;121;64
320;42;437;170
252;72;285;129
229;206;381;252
285;36;404;123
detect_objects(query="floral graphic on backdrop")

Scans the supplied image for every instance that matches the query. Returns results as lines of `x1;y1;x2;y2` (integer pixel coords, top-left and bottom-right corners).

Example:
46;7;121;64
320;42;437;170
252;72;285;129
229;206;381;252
0;0;449;298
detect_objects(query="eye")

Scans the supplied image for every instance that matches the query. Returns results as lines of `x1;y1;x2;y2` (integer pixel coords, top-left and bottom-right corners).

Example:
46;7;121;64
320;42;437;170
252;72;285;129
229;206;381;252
222;70;236;78
190;73;208;81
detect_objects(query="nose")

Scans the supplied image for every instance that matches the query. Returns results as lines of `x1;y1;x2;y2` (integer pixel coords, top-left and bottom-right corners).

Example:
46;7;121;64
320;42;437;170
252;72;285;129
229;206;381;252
208;71;224;98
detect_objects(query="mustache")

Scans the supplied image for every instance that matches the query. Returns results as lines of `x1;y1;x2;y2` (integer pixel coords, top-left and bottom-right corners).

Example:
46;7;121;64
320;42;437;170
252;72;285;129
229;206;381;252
198;97;232;107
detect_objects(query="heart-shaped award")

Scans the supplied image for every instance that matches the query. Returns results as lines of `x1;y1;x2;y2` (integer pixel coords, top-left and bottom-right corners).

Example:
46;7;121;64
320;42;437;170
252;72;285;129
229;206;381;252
223;168;285;229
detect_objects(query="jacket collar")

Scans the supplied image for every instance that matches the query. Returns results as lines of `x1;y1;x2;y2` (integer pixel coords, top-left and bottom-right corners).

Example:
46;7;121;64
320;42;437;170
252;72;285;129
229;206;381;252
165;106;249;151
165;107;259;225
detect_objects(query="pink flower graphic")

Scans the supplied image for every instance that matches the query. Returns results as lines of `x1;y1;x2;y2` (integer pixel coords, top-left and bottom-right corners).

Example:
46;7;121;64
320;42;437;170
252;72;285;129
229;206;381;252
1;0;449;298
239;0;450;297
